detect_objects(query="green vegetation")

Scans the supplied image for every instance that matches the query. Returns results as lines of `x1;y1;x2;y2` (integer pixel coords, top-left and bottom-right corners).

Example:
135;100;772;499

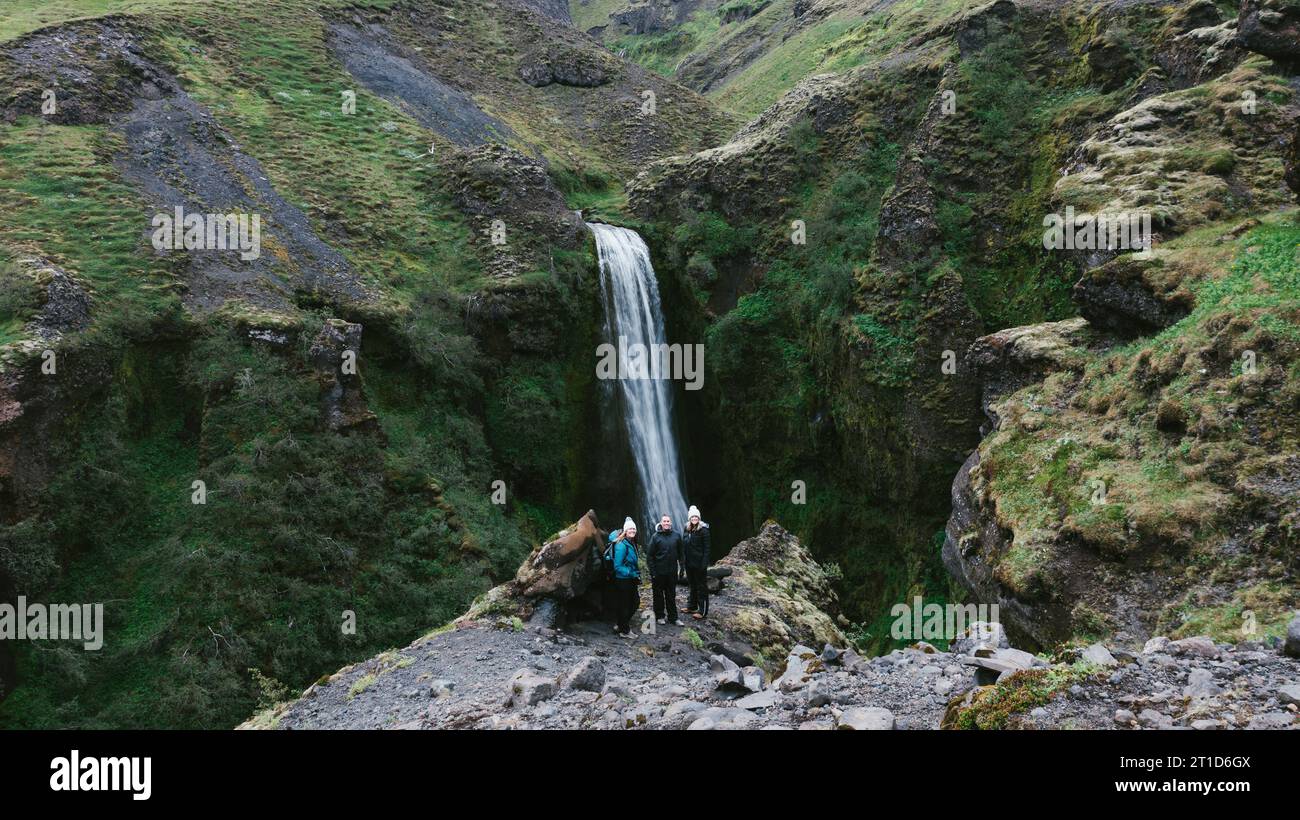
944;662;1099;730
0;0;607;728
682;627;704;650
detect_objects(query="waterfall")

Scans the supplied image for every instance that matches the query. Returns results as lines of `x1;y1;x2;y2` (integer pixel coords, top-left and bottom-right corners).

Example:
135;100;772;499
589;222;689;531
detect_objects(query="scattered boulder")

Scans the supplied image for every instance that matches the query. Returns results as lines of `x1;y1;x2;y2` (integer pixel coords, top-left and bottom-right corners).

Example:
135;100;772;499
1276;684;1300;706
836;707;896;730
1082;643;1119;668
708;641;756;668
1138;708;1174;729
734;689;779;710
1246;712;1296;729
774;644;821;692
687;706;757;730
563;656;605;692
1284;614;1300;658
710;654;746;691
964;647;1042;685
1169;636;1220;659
950;621;1011;654
506;669;556;707
429;679;455;699
1143;636;1171;654
1183;668;1222;699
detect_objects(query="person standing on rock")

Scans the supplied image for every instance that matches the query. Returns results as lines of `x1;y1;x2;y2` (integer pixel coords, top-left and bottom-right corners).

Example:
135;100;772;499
648;514;685;627
682;505;711;620
606;518;642;638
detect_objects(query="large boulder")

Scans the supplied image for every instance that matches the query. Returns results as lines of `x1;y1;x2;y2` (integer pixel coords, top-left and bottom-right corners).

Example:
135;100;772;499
715;522;847;659
513;510;607;601
456;510;608;625
1237;0;1300;66
506;669;556;707
562;656;606;692
1073;256;1195;337
518;45;614;87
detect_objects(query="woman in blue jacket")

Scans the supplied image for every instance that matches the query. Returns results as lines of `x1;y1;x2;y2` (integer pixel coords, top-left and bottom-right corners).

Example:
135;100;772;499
606;518;642;637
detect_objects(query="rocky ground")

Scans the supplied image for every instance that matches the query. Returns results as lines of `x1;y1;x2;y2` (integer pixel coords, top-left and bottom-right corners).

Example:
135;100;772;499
247;610;1300;731
247;517;1300;730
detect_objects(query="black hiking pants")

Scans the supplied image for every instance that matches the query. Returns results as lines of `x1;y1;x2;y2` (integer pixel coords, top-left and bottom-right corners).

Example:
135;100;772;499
614;578;639;634
652;573;678;622
686;567;709;617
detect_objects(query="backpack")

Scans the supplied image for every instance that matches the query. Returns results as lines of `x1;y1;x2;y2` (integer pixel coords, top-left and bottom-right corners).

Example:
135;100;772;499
602;539;616;579
603;536;637;580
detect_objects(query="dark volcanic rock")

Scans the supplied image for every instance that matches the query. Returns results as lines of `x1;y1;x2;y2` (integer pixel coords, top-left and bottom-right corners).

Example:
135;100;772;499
517;0;573;25
518;45;615;87
309;319;380;435
1073;255;1195;336
0;19;175;125
965;318;1094;427
1237;0;1300;66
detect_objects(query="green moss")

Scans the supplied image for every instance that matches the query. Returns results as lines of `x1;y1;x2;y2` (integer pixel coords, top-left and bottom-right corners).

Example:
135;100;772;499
946;662;1098;730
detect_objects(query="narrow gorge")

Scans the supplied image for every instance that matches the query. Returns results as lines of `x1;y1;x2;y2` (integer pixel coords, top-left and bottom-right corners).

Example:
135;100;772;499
0;0;1296;735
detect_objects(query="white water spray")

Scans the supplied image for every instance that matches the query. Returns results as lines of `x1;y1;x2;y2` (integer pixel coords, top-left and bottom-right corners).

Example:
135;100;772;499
589;222;689;530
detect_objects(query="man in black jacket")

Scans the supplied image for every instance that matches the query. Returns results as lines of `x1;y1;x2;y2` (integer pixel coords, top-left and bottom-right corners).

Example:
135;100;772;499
682;505;711;619
648;514;684;626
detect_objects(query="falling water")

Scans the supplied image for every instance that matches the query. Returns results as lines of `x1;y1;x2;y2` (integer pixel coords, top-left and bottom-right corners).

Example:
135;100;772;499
589;222;689;531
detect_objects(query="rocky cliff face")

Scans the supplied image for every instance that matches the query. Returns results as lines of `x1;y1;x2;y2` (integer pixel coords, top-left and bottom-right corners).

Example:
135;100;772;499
939;20;1299;650
622;0;1298;649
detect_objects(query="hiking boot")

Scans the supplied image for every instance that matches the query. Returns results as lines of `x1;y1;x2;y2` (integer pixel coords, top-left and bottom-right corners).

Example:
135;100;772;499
657;618;666;625
674;620;684;627
692;612;704;620
620;631;635;639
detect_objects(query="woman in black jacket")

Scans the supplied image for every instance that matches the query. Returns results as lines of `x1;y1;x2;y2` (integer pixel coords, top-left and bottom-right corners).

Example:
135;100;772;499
681;505;711;619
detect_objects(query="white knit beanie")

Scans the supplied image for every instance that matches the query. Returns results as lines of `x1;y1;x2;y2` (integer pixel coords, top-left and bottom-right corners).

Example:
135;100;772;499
687;505;700;519
623;517;636;531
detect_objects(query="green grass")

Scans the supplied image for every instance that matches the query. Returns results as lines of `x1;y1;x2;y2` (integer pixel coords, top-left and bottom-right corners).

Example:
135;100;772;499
0;120;184;345
710;0;980;118
0;0;405;42
567;0;626;33
611;11;723;78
